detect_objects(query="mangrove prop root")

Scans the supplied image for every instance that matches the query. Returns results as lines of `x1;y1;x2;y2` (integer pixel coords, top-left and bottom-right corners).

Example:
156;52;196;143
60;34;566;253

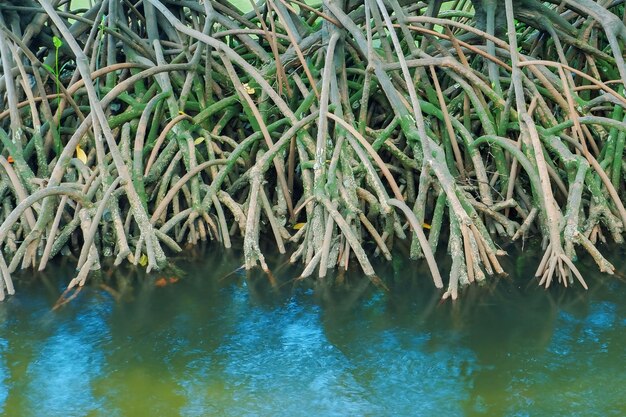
0;0;624;299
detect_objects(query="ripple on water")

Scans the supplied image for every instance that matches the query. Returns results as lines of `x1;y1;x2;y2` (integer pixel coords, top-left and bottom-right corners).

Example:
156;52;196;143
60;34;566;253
342;329;476;417
548;301;616;358
25;301;111;417
502;300;624;417
208;299;373;417
0;338;8;414
1;248;625;417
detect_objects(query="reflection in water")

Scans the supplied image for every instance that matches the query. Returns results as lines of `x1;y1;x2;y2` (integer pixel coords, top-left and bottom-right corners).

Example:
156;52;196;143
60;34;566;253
0;245;624;416
216;298;372;416
0;338;7;412
26;302;110;416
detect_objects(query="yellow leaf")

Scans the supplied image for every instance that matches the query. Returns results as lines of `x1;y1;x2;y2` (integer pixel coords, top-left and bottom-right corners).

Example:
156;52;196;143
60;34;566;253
76;145;87;164
293;223;306;230
422;223;431;230
243;83;255;95
194;137;205;145
139;254;148;267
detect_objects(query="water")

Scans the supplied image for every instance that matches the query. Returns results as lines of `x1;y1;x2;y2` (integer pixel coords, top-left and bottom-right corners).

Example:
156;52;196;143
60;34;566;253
1;244;625;416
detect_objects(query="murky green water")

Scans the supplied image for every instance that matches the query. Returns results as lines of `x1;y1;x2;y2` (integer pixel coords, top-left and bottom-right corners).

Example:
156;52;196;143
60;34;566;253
1;243;625;416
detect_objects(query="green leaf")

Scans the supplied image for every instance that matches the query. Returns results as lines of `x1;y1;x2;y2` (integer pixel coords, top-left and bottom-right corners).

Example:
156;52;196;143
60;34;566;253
52;36;63;49
42;64;54;74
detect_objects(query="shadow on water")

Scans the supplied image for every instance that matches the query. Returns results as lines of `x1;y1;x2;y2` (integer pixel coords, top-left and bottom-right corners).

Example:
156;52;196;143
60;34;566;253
0;243;625;416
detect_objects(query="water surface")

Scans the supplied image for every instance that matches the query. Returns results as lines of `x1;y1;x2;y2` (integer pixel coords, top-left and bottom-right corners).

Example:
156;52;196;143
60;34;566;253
1;244;625;416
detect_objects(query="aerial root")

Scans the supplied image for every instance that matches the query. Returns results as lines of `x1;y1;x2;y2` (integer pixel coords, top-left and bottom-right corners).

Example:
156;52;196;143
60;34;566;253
0;0;623;302
536;244;588;290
